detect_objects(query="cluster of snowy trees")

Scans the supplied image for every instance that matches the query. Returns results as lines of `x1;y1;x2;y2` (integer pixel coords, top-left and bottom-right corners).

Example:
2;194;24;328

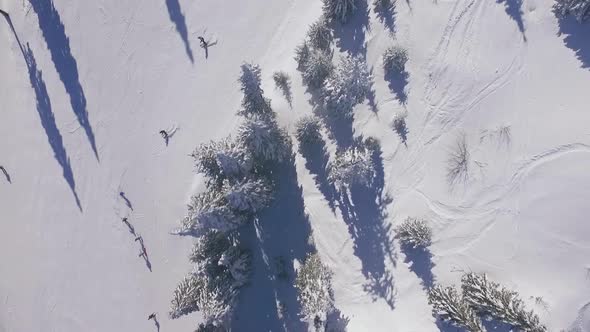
295;253;336;331
170;63;292;329
322;0;358;23
554;0;590;22
429;272;546;332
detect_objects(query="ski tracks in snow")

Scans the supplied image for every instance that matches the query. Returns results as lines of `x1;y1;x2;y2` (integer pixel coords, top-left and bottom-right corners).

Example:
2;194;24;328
420;0;525;146
413;143;590;254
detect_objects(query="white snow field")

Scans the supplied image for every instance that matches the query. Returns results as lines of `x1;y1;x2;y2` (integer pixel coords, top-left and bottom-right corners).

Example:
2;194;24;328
1;0;589;331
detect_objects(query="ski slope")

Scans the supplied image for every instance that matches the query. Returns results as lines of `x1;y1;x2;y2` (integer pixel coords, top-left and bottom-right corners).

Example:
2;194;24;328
1;0;589;331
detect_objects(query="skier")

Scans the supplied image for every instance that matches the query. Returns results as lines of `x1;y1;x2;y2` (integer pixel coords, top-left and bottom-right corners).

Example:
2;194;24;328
134;235;142;242
0;9;8;18
197;36;207;48
148;313;156;320
122;217;128;223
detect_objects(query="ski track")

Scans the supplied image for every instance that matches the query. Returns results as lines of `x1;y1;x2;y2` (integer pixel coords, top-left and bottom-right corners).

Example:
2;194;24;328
412;143;590;255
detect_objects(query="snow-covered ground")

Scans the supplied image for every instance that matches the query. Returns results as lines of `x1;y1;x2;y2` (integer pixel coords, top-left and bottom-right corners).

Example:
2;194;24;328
1;0;589;331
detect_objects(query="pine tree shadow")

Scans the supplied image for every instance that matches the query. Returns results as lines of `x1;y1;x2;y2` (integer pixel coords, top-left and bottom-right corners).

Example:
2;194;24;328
373;0;397;34
400;244;434;289
299;139;338;212
29;0;99;161
233;154;314;331
385;68;408;104
22;43;82;212
497;0;527;41
326;308;350;331
337;142;396;308
322;113;355;149
392;116;409;146
557;14;590;70
331;0;370;56
483;319;514;332
165;0;194;63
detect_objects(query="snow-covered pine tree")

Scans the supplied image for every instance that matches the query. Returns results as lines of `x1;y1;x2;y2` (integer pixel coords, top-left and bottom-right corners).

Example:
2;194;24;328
322;0;357;23
238;115;291;164
328;144;375;189
170;273;205;319
196;322;227;332
324;54;372;116
237;63;274;119
218;245;251;287
394;217;432;248
461;273;547;332
195;283;235;327
554;0;590;22
302;49;334;89
383;45;408;73
307;17;333;51
190;138;253;186
222;178;273;214
295;115;323;147
428;285;486;332
177;189;247;235
295;253;334;329
295;41;312;69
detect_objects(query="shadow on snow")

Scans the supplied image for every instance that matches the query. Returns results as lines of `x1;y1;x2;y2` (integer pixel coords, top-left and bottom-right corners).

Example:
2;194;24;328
331;0;370;56
299;139;338;212
384;67;408;105
232;154;314;331
29;0;99;160
373;0;396;34
337;142;396;308
497;0;527;41
165;0;195;63
557;14;590;70
401;244;434;289
23;44;82;212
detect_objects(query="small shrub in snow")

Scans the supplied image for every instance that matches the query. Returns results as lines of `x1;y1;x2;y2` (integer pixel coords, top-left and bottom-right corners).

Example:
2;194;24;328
222;178;273;214
322;0;357;23
190;138;253;185
296;253;334;327
554;0;590;22
238;116;291;164
391;110;409;145
273;71;293;106
328;144;375;189
447;134;470;187
307;17;333;51
237;63;274;119
383;46;408;73
295;41;312;69
302;50;334;88
461;273;547;332
428;285;486;332
295;116;323;147
324;54;372;116
394;217;432;248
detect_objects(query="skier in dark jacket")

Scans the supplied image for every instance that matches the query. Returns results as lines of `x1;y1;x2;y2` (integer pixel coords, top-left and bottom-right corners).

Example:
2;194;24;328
197;36;207;48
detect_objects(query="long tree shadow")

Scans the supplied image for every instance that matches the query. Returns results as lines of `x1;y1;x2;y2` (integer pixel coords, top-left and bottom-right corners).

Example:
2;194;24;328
373;0;396;34
299;138;337;212
557;15;590;69
165;0;194;63
331;0;370;56
337;142;396;308
29;0;99;160
385;68;408;104
23;44;82;211
233;154;314;331
400;244;434;289
322;113;355;149
497;0;526;41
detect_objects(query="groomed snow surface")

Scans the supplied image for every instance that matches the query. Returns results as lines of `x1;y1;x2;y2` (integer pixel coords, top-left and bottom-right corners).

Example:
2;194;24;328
1;0;589;331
